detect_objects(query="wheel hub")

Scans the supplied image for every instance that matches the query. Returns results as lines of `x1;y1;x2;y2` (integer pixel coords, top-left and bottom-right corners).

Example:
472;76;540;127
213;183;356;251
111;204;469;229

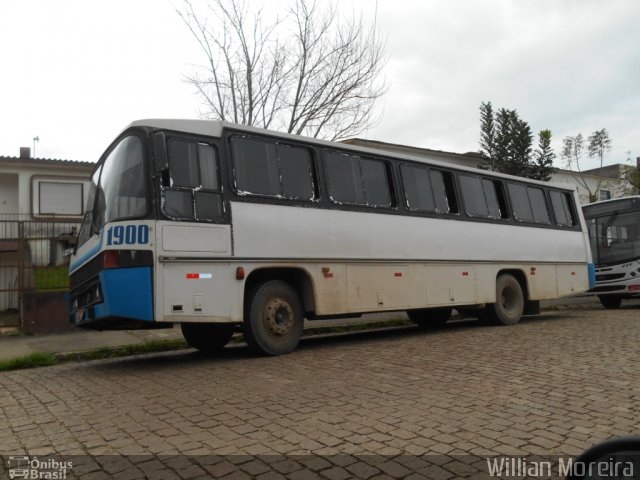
501;287;516;312
264;298;294;337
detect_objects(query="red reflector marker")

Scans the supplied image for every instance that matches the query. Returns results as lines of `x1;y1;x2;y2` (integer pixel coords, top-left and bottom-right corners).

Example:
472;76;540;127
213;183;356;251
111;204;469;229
394;272;402;277
236;266;245;280
462;271;469;276
628;284;640;292
186;273;199;279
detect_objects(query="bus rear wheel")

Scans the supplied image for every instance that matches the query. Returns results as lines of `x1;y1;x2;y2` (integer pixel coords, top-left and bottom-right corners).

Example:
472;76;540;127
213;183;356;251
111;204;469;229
181;323;235;354
485;274;524;325
407;307;452;327
598;295;622;309
244;280;304;356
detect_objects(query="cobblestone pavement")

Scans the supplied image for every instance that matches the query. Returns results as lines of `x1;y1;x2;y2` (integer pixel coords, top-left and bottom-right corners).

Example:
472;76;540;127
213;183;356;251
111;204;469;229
1;307;639;479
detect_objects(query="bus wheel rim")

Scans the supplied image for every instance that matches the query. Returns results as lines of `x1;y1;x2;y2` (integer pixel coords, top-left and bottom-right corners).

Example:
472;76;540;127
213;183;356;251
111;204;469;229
264;298;294;337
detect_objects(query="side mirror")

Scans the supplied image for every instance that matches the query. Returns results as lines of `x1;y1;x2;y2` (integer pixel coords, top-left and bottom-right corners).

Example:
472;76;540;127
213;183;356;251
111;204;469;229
152;132;168;174
566;436;640;479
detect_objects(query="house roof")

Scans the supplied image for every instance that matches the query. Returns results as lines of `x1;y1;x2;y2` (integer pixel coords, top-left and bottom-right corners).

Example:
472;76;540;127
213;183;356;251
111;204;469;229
0;155;94;170
341;138;484;163
582;164;625;179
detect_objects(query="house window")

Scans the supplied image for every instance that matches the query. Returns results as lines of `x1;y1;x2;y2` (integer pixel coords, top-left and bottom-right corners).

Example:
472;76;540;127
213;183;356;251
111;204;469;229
38;181;84;216
599;189;612;201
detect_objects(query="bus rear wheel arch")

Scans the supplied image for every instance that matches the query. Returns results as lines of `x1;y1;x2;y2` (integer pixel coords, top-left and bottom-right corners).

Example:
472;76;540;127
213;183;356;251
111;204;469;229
244;280;304;356
181;323;235;354
485;272;525;325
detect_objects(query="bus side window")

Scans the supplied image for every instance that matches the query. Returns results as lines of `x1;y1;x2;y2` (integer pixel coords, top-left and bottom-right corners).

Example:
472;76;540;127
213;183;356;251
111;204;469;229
528;187;551;224
361;158;392;207
163;139;223;221
231;137;279;196
550;190;575;226
508;183;551;225
400;165;454;214
325;151;364;204
325;151;393;208
401;164;436;212
231;136;316;201
508;183;534;222
459;175;502;219
277;144;315;200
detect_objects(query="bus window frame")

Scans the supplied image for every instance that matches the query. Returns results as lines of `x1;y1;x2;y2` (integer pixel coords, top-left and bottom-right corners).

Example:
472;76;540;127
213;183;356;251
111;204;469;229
228;133;320;204
398;163;458;216
323;148;397;211
157;133;230;224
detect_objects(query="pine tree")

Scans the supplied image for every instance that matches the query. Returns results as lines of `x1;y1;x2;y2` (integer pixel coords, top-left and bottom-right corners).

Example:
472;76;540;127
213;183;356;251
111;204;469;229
479;101;495;169
478;101;553;180
531;129;556;181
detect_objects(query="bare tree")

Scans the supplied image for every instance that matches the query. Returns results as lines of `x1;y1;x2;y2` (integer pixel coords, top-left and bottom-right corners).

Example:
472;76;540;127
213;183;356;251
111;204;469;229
178;0;387;140
562;129;613;203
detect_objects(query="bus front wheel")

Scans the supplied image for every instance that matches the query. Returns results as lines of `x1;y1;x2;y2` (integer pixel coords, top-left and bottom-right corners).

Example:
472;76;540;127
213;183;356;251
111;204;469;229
407;307;452;327
181;323;235;354
244;280;304;356
598;295;622;309
485;274;524;325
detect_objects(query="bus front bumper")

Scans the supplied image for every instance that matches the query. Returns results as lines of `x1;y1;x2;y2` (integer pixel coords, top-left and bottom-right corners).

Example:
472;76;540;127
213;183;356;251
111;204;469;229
69;267;155;329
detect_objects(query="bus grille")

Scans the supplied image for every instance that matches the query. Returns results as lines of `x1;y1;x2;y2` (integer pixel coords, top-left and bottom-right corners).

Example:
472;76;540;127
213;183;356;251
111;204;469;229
70;255;103;291
589;285;625;293
595;273;625;282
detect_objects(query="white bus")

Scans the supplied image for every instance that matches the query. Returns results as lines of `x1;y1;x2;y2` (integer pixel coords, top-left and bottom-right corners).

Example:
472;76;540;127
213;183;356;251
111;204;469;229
68;120;594;355
582;196;640;309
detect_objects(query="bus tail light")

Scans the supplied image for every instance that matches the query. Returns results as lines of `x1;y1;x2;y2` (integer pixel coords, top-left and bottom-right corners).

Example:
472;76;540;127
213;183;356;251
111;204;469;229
103;250;153;269
103;250;120;269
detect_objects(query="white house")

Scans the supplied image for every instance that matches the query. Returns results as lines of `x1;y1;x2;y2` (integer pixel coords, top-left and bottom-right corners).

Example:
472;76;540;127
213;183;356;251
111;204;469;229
0;147;93;313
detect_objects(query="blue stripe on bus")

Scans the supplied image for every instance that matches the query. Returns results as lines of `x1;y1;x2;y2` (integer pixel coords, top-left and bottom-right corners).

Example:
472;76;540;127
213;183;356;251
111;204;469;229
96;267;154;321
69;229;104;273
588;262;596;290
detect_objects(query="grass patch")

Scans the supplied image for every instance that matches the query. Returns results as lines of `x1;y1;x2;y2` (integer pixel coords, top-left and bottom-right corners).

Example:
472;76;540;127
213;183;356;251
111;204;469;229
304;318;411;336
0;320;411;371
0;351;58;371
0;339;188;372
34;266;69;291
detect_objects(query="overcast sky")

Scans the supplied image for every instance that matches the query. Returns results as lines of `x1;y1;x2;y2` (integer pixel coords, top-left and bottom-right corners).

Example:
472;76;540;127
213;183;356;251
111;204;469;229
1;0;638;171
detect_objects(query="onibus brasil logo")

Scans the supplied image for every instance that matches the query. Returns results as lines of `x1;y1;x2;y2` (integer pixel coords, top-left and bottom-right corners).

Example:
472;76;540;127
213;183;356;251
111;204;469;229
6;456;73;479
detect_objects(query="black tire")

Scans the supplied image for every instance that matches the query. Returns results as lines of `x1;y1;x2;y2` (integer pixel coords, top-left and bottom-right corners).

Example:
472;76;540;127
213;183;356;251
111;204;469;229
598;295;622;309
181;323;235;354
244;280;304;356
407;307;452;327
485;274;524;325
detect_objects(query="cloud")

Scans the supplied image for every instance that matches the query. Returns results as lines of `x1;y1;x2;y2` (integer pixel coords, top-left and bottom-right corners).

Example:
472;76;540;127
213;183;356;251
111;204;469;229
362;0;640;167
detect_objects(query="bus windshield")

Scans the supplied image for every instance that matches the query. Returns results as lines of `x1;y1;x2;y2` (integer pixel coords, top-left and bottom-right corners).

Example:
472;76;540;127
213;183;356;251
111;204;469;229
587;210;640;266
76;135;148;248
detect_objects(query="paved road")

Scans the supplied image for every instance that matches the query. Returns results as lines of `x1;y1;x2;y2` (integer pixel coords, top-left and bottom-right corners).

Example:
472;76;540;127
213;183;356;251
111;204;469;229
1;306;639;479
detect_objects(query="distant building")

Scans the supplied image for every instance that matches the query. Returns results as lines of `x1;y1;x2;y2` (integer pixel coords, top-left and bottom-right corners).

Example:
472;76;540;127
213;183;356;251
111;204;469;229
342;138;632;205
0;147;93;219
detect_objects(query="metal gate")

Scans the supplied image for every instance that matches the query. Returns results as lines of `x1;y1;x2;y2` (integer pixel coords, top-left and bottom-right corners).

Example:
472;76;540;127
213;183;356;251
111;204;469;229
0;215;79;327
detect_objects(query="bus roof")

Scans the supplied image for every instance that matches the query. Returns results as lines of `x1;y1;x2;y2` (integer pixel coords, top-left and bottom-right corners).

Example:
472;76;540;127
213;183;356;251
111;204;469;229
126;119;576;192
582;196;640;216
